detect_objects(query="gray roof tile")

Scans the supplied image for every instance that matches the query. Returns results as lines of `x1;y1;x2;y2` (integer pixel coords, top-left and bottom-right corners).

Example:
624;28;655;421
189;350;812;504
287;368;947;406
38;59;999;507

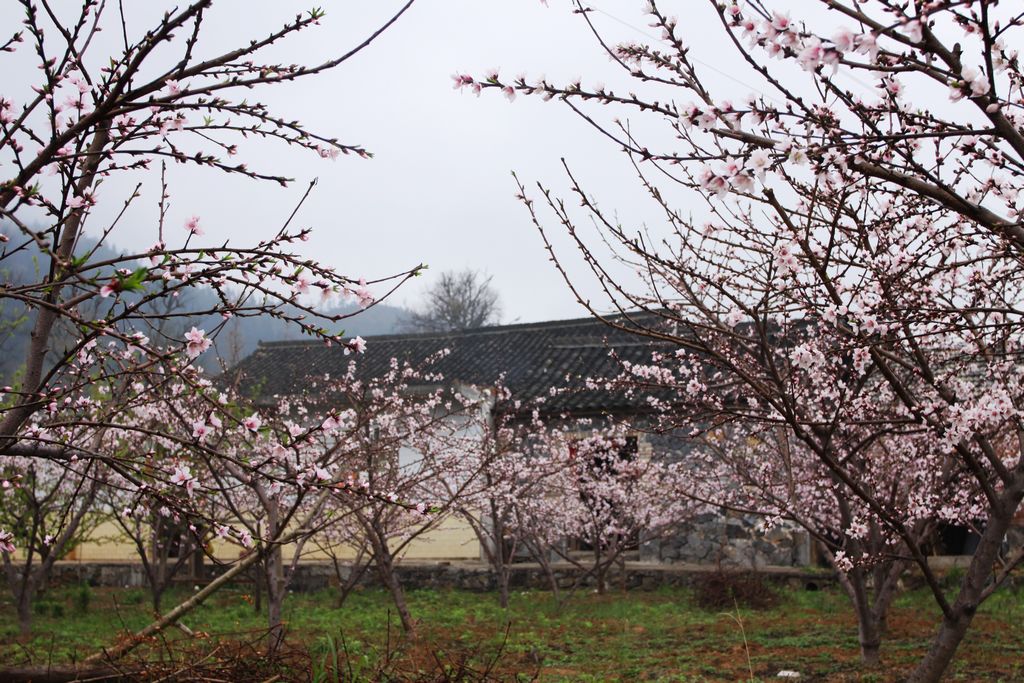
230;314;670;416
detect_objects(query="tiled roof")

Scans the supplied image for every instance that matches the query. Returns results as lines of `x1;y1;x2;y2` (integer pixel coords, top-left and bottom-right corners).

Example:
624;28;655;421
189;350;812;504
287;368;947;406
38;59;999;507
229;314;671;416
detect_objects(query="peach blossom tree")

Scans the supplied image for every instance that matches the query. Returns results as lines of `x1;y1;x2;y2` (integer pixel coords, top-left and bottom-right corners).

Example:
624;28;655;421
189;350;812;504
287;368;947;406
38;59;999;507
466;1;1024;679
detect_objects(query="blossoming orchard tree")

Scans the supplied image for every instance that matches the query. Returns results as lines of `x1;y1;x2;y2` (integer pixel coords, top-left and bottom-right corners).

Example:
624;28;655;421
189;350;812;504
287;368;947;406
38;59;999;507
217;355;494;640
0;449;104;635
441;396;597;607
533;427;696;596
98;467;223;614
71;337;496;657
682;419;949;663
450;400;699;605
465;1;1024;679
444;394;558;609
0;0;422;666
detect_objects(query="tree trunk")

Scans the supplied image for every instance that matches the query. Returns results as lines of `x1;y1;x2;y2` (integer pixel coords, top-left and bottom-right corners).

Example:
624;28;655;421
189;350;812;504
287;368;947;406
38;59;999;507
594;546;606;595
378;555;414;634
497;568;511;609
334;561;371;609
16;587;33;637
84;544;266;666
618;553;627;594
855;610;882;666
265;544;286;656
834;556;884;665
4;554;34;637
252;559;263;614
494;513;511;609
871;559;906;640
528;540;563;605
0;127;111;447
151;586;164;614
0;664;135;682
367;524;414;633
852;581;881;665
907;495;1020;683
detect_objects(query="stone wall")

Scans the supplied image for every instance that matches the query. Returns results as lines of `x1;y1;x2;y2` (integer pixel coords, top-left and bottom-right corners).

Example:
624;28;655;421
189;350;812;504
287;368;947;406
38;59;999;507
640;512;811;568
21;559;830;595
636;429;812;568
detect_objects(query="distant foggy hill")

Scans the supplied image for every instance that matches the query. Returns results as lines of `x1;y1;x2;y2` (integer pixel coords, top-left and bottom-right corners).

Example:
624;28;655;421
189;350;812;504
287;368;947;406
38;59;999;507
0;233;409;382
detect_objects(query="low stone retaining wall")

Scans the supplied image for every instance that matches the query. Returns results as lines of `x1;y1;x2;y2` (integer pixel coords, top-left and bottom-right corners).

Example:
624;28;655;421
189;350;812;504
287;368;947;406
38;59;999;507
19;560;835;594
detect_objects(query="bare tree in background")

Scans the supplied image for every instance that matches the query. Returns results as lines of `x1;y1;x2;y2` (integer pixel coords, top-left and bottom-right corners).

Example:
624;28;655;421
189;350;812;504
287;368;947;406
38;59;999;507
404;269;501;332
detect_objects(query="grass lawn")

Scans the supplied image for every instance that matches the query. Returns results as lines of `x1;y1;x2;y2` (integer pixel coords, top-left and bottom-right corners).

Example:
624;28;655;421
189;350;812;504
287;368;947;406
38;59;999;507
1;578;1022;681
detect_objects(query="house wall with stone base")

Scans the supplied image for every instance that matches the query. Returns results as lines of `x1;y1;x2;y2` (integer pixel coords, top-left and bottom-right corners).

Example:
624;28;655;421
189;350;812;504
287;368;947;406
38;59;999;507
640;511;811;568
634;428;812;568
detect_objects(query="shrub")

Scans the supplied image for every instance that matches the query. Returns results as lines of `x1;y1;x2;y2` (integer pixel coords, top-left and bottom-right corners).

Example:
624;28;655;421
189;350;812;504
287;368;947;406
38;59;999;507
73;581;92;615
692;571;778;611
120;589;145;606
34;601;67;618
33;600;55;616
942;567;966;591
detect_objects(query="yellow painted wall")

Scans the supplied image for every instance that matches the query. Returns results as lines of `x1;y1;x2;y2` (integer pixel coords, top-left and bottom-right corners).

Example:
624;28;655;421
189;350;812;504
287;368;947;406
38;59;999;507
65;515;481;564
76;520;141;561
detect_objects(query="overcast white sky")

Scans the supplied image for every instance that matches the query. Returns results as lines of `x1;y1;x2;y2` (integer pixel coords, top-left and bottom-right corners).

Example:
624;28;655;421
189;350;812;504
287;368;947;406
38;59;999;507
2;1;837;324
85;0;758;324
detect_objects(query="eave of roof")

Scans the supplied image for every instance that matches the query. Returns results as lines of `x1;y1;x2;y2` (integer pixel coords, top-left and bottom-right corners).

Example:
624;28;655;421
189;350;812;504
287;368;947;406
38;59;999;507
228;312;674;415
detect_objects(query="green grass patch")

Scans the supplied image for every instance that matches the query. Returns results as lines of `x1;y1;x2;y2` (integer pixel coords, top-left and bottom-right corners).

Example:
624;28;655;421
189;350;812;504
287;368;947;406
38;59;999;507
0;580;1022;681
